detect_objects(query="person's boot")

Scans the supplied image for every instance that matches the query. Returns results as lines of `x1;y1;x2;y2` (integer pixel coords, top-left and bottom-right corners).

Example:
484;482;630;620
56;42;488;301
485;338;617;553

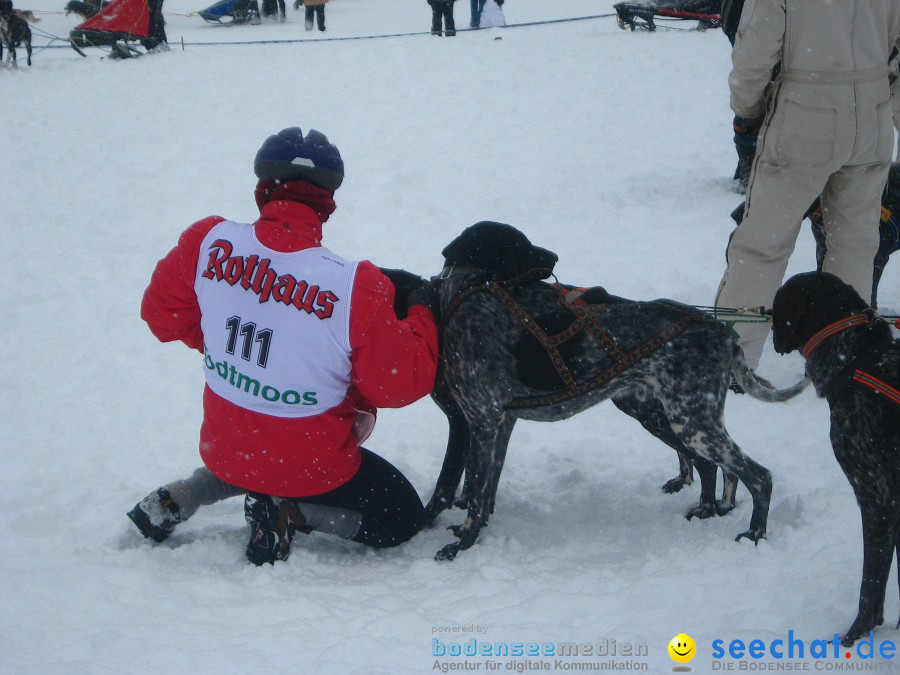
127;488;182;542
244;493;312;565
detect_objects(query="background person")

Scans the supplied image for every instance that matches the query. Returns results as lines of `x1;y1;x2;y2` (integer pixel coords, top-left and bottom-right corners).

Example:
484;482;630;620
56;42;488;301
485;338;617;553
428;0;456;36
714;0;900;370
303;0;326;30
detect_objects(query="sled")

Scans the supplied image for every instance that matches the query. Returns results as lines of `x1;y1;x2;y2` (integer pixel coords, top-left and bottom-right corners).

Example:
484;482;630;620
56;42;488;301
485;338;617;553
68;0;165;57
614;0;721;32
192;0;260;25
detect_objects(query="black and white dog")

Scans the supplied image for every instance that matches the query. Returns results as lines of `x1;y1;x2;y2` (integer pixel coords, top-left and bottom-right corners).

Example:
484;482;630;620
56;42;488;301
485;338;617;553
772;271;900;647
0;0;32;67
401;222;808;561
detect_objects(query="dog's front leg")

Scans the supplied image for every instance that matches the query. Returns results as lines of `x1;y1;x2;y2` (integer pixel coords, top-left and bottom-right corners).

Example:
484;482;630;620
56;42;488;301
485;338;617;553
485;417;516;516
424;379;471;525
841;508;897;646
894;533;900;632
424;413;470;526
435;414;515;561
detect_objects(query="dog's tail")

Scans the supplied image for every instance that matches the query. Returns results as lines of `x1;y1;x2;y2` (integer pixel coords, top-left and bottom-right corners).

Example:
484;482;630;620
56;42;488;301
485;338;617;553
731;345;810;402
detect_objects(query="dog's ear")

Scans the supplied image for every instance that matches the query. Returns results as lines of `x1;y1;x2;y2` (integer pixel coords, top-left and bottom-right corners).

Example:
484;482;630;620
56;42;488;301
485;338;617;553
772;277;810;354
773;272;869;354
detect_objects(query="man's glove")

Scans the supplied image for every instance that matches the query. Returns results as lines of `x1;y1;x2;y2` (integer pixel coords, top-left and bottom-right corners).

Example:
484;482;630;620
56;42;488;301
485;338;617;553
407;281;441;324
379;267;427;319
732;114;763;192
733;114;763;151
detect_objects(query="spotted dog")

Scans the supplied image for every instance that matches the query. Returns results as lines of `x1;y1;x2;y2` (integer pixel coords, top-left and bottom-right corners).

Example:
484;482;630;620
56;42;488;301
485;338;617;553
408;222;807;561
772;271;900;647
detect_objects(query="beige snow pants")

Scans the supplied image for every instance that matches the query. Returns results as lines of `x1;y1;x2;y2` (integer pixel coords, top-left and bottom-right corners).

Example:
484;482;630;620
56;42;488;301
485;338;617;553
716;71;894;368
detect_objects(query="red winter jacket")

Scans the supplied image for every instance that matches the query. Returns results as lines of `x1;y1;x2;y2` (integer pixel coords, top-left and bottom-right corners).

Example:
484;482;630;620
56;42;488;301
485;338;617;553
141;199;438;497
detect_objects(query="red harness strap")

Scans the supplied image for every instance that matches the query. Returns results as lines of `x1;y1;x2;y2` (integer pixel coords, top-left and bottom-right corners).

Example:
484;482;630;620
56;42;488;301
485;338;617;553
802;313;900;408
801;313;871;359
851;371;900;407
656;8;720;21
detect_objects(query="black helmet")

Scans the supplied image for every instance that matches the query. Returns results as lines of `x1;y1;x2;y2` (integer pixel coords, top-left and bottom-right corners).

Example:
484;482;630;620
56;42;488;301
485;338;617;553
254;127;344;193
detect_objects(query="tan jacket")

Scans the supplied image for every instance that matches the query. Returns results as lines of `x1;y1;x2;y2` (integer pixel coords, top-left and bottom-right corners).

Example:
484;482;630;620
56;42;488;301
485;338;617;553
730;0;900;120
304;0;328;5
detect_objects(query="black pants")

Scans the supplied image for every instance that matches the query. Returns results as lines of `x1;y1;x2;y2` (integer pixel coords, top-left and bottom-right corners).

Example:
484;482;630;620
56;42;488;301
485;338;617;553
431;1;455;36
305;5;324;29
142;0;167;49
262;0;285;17
292;448;425;547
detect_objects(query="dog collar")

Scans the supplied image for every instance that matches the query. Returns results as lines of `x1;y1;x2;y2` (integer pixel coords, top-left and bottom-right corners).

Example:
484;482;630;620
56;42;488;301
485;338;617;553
801;313;872;359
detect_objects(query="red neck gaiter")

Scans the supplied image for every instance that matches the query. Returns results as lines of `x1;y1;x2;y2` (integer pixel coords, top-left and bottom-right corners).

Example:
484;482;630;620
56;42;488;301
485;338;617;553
254;179;337;223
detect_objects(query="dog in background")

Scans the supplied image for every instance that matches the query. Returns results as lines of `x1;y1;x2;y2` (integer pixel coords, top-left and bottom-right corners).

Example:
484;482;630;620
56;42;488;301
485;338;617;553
0;0;34;66
772;271;900;647
64;0;109;19
412;222;807;561
14;6;36;20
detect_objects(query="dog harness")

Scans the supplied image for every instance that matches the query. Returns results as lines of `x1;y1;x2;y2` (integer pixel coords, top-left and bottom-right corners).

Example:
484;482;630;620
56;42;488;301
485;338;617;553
440;269;706;410
802;313;900;408
510;284;706;409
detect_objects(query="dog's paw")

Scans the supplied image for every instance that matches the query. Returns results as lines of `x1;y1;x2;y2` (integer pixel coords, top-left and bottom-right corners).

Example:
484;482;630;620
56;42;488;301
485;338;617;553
685;502;719;520
715;500;736;516
734;528;766;544
839;620;878;648
840;612;884;646
435;542;460;561
661;477;687;494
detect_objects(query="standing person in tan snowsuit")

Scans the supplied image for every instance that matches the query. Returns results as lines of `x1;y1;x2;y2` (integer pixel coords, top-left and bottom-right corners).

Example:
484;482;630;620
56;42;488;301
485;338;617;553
715;0;900;370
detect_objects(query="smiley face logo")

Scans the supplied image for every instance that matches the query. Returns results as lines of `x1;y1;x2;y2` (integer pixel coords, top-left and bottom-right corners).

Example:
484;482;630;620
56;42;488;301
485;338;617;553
667;633;696;663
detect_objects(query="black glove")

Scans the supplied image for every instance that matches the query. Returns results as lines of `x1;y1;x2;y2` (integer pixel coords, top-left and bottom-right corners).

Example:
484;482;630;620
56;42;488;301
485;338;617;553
379;267;428;320
732;114;763;149
407;281;441;324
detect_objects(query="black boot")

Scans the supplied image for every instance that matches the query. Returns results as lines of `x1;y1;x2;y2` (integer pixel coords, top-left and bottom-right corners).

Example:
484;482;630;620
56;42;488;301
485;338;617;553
127;488;182;542
244;493;311;565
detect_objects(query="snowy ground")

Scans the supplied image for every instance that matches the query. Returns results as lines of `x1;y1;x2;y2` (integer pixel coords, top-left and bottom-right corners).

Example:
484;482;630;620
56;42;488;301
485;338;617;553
2;0;899;673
